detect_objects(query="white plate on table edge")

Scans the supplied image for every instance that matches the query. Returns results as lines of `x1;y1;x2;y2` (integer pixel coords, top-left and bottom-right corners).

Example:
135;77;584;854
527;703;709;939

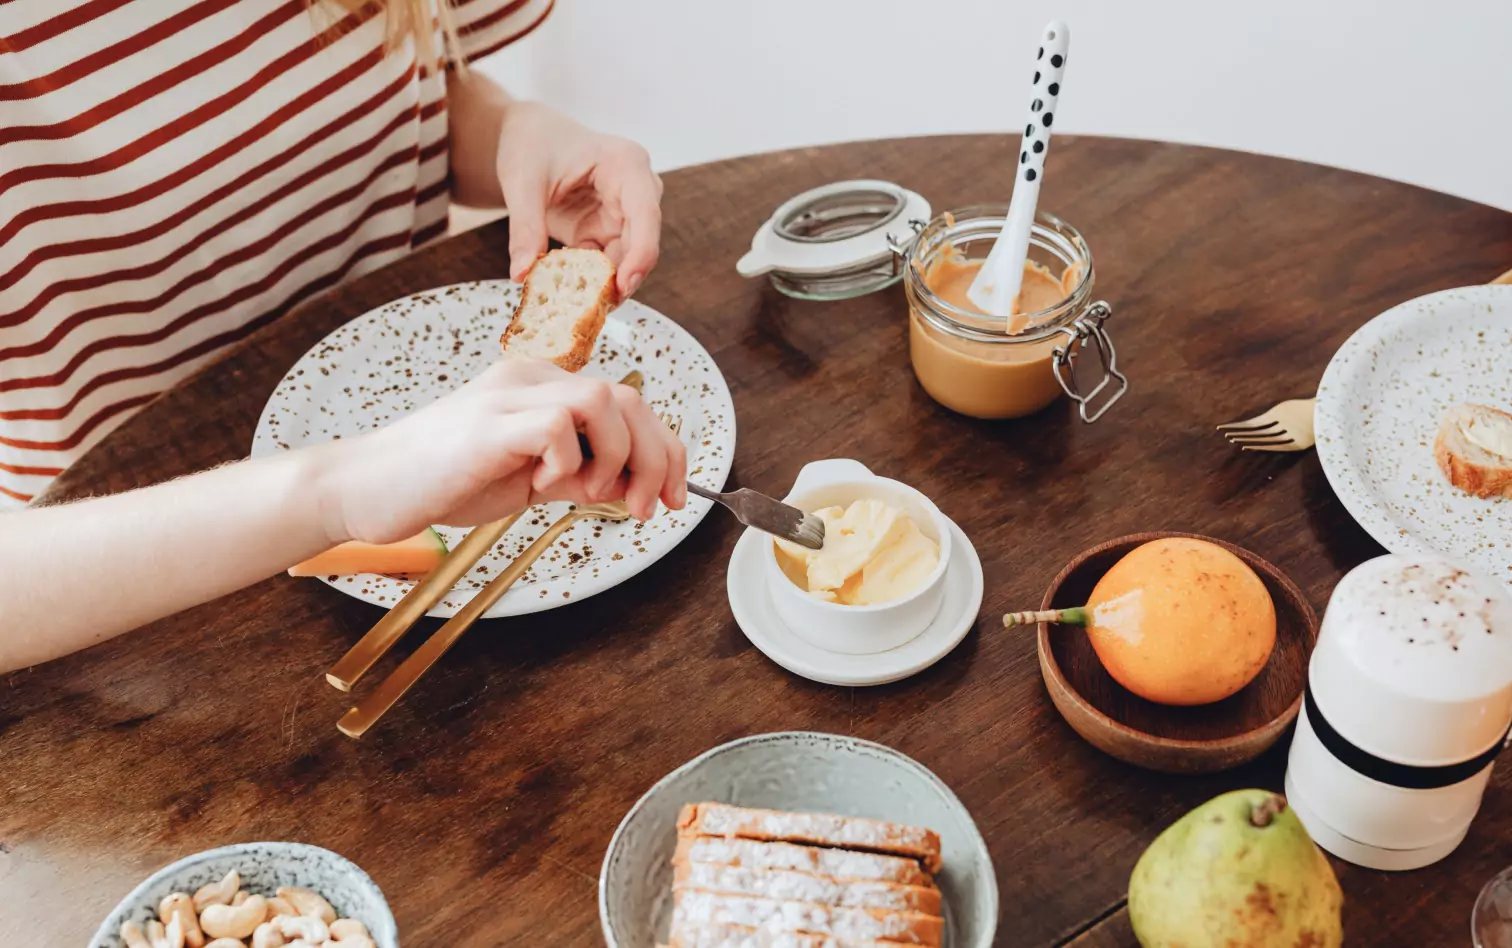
727;517;984;686
1315;285;1512;589
252;280;736;618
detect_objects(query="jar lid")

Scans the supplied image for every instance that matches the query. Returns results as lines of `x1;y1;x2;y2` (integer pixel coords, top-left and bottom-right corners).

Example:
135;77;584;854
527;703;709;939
737;180;931;300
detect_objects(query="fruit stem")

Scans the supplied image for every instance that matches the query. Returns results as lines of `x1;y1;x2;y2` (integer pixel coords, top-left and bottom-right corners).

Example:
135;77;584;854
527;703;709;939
1250;794;1288;828
1002;607;1089;628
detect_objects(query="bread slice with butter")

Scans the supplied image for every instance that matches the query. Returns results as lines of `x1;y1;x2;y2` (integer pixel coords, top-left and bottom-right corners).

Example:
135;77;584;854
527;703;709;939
676;803;942;874
1435;403;1512;499
672;837;933;888
499;247;617;372
669;892;944;947
663;922;916;947
666;803;946;947
673;861;943;915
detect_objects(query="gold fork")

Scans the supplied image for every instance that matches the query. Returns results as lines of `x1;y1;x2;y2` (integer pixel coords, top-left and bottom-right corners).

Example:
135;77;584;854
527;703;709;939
324;370;644;692
1220;268;1511;454
336;498;632;738
337;412;682;738
1217;398;1316;452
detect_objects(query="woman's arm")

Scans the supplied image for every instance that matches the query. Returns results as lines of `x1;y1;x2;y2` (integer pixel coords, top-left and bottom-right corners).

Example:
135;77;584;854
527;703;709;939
0;448;342;672
444;71;663;298
0;361;685;675
446;68;511;208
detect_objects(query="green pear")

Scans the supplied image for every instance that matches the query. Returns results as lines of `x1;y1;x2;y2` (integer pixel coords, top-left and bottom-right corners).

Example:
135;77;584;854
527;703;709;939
1129;790;1343;948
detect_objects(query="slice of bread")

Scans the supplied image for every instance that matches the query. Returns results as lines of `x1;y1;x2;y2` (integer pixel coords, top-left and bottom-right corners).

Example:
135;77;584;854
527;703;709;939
674;862;942;916
1435;403;1512;499
677;804;942;874
673;837;933;888
667;922;914;947
671;891;943;947
499;247;616;372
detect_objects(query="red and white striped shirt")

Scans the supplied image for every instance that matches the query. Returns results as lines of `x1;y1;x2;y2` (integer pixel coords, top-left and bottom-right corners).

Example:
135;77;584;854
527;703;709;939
0;0;552;506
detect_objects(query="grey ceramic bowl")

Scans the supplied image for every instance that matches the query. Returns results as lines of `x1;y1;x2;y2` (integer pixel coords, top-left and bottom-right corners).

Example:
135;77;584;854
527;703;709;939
89;842;397;948
599;731;998;947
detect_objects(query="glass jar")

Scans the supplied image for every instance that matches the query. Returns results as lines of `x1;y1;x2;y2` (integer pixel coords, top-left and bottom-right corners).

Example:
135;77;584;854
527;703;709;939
895;205;1126;421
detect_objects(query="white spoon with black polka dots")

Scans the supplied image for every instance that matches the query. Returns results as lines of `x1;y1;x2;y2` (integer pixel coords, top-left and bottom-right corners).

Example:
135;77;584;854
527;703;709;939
968;20;1070;320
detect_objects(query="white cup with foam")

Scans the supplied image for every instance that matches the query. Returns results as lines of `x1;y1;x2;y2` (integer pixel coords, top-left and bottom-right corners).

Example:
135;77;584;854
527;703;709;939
1285;553;1512;871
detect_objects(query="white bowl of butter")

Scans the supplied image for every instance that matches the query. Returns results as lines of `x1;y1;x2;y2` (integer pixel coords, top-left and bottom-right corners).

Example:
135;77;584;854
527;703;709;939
765;459;953;654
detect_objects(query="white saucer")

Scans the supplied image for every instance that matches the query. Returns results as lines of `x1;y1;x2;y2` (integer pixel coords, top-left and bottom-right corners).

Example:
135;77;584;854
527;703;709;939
727;518;984;686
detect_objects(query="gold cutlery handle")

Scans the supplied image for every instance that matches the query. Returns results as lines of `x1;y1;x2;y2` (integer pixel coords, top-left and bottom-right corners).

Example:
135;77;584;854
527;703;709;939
337;510;584;738
325;513;522;692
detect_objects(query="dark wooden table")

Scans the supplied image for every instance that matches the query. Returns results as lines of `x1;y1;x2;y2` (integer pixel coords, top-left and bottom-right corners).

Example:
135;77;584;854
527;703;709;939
4;136;1511;947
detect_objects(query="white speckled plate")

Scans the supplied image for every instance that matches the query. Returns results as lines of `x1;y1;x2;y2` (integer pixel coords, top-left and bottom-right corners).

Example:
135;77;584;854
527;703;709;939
1315;286;1512;588
599;732;999;948
252;280;735;618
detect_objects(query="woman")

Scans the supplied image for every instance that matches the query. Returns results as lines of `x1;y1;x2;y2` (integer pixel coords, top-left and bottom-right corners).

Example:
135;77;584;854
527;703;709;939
0;0;681;671
1;0;662;503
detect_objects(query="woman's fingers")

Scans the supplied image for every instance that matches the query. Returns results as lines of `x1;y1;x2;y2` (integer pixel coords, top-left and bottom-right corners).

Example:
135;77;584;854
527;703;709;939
497;160;551;282
616;389;678;520
576;383;631;499
472;356;685;520
482;405;583;494
534;409;586;491
491;376;632;498
604;144;661;299
660;422;688;511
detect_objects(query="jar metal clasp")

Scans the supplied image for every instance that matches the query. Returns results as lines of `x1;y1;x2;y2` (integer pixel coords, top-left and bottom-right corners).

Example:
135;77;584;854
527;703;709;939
1052;301;1128;423
885;219;928;261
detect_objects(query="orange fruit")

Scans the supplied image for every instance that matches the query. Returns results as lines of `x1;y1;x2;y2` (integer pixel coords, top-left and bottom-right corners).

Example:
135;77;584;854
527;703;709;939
1085;538;1276;706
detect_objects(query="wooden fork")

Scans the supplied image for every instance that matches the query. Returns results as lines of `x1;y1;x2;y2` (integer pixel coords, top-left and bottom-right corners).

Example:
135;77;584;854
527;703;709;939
337;413;682;738
1217;398;1316;452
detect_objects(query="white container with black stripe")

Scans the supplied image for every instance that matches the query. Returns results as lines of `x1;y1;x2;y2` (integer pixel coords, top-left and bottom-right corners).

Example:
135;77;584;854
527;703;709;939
1285;553;1512;871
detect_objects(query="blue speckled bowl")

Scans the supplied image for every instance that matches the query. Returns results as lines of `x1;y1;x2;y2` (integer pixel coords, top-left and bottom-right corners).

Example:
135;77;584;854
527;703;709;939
89;842;397;948
600;732;999;948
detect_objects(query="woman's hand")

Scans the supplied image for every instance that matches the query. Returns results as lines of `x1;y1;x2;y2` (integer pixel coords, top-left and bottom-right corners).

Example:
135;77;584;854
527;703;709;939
318;360;686;545
494;101;663;299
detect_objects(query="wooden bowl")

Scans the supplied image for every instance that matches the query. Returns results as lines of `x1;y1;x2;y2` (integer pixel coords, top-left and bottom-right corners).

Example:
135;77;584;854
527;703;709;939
1035;532;1318;775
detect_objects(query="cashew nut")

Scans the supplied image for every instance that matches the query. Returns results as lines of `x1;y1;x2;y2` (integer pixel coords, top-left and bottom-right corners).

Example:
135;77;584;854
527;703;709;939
120;920;152;948
193;870;241;912
200;895;268;940
265;897;298;919
232;891;250;907
275;887;336;925
271;916;328;943
329;934;373;948
329;919;369;940
159;893;206;948
147;917;185;948
204;941;248;948
250;923;286;948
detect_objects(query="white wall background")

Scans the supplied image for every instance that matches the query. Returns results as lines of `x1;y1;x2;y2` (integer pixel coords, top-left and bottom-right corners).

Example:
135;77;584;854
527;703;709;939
477;0;1512;211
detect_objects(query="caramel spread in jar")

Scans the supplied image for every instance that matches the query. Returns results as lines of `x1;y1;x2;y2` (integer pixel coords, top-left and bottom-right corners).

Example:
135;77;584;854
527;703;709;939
908;247;1083;420
922;254;1079;328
